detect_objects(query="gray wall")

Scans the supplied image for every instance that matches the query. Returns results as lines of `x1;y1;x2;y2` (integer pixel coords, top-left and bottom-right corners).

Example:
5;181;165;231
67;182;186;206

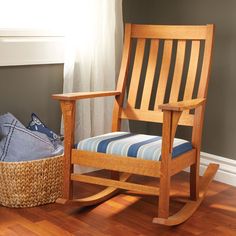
123;0;236;159
0;64;63;133
1;0;235;160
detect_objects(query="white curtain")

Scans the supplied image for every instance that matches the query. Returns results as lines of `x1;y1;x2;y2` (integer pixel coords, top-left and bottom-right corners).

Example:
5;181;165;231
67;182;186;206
63;0;124;143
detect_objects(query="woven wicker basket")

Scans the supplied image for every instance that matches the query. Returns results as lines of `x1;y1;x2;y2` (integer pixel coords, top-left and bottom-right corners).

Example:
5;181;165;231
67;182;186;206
0;155;64;208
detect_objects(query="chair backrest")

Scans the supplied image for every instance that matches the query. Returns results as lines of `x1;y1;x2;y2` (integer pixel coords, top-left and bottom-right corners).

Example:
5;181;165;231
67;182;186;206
112;24;214;131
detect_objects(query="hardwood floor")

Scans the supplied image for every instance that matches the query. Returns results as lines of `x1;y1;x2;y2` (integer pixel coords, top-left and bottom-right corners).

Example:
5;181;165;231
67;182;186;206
0;171;236;236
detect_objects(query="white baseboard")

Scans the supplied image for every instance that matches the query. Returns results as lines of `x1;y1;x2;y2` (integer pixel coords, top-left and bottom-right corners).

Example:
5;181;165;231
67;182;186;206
197;152;236;187
186;152;236;187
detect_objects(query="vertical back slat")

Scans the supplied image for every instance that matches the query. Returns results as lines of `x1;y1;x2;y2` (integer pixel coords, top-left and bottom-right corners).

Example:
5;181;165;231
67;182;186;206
183;41;200;100
169;40;186;103
127;39;146;107
140;39;159;110
197;25;215;98
154;40;173;110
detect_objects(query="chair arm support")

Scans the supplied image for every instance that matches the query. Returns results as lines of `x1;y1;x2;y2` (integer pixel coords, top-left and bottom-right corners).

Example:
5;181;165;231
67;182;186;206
161;110;182;156
158;98;206;112
52;90;121;101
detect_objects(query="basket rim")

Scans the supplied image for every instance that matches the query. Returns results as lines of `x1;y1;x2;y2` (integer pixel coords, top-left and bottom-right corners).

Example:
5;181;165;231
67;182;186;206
0;154;64;165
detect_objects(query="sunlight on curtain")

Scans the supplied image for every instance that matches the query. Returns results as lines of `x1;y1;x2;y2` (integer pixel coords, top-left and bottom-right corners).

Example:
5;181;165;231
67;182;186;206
63;0;124;142
0;0;124;142
0;0;64;30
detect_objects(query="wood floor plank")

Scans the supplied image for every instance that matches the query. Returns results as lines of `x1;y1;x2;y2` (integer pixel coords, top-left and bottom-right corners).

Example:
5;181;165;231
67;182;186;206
0;171;235;235
0;229;19;236
8;224;38;236
36;220;73;236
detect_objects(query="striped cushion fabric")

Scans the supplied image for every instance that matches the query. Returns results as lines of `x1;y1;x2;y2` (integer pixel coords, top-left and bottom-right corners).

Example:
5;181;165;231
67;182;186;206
76;132;192;161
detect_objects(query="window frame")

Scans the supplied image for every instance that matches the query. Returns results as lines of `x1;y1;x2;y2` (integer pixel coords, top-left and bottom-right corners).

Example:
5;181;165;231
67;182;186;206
0;29;64;66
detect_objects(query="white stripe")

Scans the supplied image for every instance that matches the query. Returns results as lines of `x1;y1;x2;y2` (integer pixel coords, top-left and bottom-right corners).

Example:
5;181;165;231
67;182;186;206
137;139;162;160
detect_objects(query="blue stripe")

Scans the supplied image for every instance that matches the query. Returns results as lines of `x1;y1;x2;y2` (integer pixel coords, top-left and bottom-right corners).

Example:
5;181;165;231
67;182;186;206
172;142;192;158
127;136;161;157
97;133;135;153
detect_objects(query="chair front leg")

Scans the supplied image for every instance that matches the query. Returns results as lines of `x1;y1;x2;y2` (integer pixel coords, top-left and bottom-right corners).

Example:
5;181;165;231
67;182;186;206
158;110;182;218
158;111;172;218
60;100;76;200
158;161;171;218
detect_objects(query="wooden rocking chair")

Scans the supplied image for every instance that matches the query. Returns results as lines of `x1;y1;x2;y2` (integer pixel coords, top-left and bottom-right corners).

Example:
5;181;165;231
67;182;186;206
52;24;218;226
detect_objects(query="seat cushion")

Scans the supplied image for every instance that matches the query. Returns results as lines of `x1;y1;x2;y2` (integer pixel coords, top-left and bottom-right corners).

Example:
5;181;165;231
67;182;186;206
76;132;192;161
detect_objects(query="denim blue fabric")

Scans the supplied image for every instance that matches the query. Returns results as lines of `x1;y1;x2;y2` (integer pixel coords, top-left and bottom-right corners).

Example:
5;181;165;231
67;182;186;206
0;113;63;162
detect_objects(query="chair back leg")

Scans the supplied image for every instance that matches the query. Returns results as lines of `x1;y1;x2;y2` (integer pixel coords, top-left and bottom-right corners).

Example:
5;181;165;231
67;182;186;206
190;152;200;200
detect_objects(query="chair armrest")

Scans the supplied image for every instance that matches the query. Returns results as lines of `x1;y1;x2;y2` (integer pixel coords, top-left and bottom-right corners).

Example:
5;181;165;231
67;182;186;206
158;98;206;112
52;90;121;101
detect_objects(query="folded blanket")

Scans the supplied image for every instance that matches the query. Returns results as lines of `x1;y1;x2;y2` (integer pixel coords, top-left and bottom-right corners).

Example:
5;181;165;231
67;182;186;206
0;113;63;162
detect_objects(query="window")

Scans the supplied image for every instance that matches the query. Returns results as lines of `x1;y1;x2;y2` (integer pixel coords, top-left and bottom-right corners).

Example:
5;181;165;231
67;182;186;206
0;0;65;66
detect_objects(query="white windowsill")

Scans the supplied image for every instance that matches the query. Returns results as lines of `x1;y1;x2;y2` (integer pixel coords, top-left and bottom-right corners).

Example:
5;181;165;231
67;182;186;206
0;29;65;66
